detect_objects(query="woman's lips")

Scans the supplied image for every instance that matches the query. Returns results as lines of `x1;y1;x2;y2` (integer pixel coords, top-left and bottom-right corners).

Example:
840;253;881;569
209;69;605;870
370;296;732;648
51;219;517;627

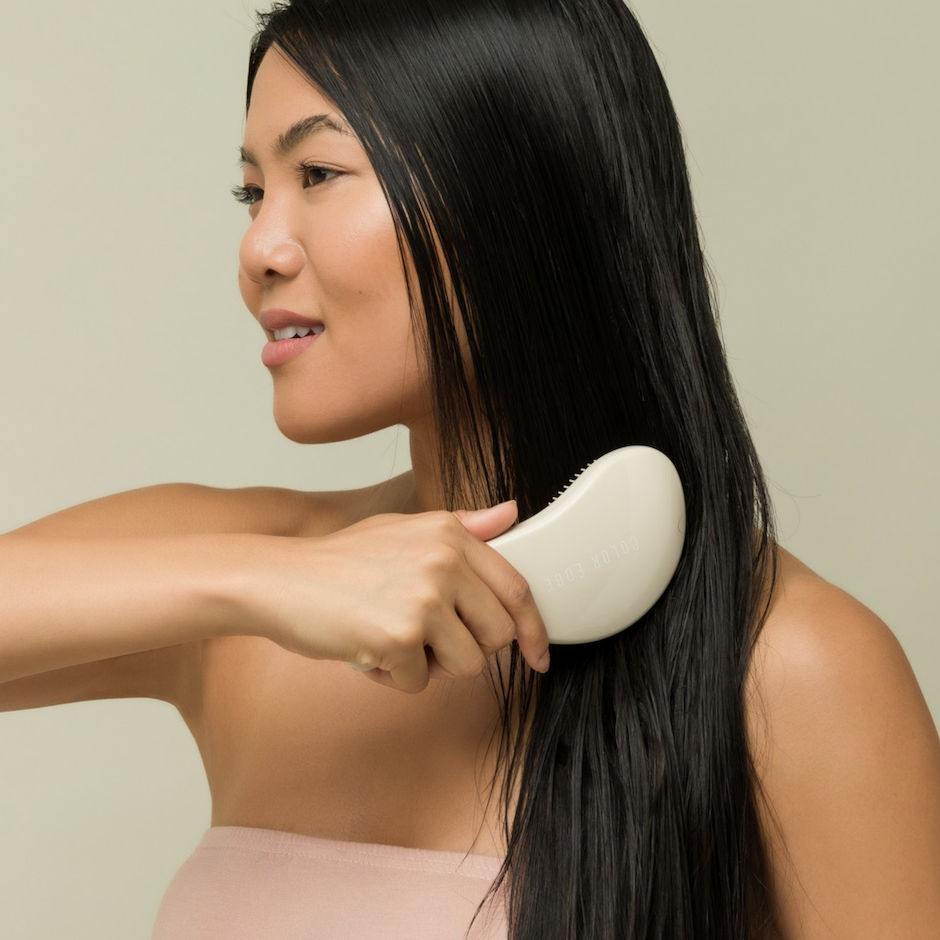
259;308;325;333
261;331;323;368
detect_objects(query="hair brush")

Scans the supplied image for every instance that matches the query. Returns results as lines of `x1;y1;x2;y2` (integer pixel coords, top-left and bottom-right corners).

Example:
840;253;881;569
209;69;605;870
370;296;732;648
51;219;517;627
349;446;685;672
486;445;686;644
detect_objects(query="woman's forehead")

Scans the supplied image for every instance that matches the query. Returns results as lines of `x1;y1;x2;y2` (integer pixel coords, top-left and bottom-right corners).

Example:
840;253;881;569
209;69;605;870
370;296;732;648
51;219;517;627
247;47;349;128
243;48;357;156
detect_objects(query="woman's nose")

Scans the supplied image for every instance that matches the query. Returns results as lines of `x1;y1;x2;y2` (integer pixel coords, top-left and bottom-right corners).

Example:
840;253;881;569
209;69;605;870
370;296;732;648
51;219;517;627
238;205;305;285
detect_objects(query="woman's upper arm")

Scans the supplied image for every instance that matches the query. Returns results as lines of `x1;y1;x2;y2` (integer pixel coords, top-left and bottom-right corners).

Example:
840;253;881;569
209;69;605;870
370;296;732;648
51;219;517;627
0;482;312;714
747;576;940;939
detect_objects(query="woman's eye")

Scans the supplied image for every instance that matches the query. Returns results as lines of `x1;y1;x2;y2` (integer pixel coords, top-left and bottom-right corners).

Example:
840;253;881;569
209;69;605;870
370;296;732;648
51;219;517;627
298;162;340;188
230;165;339;208
231;184;262;206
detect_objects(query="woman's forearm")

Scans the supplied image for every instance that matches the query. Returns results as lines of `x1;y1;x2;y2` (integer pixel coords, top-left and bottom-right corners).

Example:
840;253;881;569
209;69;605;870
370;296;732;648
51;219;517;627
0;533;255;684
0;505;551;692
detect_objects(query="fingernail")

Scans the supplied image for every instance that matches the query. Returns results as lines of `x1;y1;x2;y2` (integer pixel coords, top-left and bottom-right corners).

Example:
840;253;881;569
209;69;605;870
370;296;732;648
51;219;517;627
537;650;551;673
469;499;516;516
478;499;515;511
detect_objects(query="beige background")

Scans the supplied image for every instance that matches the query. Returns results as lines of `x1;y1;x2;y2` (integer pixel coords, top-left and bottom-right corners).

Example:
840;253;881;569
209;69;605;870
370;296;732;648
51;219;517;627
1;0;936;935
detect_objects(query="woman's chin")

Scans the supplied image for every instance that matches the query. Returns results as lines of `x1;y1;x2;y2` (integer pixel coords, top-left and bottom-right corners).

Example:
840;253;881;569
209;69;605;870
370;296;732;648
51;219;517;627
274;420;347;445
271;409;385;446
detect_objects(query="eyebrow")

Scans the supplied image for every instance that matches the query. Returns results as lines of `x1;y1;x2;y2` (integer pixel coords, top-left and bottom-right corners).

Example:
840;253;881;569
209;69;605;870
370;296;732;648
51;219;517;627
238;114;355;167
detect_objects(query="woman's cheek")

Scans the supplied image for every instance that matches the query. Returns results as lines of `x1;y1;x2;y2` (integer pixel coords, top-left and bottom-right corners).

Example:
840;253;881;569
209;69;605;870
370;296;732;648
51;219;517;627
346;184;406;284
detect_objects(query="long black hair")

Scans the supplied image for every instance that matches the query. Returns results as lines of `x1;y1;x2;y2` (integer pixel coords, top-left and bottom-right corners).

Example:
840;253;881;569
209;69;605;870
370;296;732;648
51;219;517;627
245;1;780;936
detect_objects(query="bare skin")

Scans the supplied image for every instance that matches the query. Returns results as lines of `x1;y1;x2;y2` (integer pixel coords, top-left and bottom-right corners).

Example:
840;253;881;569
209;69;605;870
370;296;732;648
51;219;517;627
194;475;517;858
5;475;939;935
0;477;522;858
745;553;940;938
1;40;938;939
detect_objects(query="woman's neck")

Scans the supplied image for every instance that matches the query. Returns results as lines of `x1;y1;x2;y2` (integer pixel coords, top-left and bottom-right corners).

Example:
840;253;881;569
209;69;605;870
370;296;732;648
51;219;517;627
403;417;492;515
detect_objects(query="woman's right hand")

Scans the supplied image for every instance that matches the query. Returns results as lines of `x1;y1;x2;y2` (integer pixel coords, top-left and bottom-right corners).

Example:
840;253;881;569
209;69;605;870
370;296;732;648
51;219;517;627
243;500;550;693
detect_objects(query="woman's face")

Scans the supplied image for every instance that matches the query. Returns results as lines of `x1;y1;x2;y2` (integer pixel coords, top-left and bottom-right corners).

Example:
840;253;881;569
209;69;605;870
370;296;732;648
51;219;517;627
237;46;431;443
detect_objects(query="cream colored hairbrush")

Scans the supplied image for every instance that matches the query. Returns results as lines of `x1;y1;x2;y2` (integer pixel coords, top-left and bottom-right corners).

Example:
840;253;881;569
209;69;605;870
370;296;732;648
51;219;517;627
486;445;686;644
347;446;685;671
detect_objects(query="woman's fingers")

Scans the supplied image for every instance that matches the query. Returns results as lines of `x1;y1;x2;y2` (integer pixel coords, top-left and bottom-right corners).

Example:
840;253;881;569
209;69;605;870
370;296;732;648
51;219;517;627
349;554;540;689
363;510;550;680
450;568;517;662
457;533;551;673
367;600;492;691
432;519;549;675
264;505;550;690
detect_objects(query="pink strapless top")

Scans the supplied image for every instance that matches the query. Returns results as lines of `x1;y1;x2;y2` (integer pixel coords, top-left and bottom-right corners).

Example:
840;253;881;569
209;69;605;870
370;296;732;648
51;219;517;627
151;826;509;939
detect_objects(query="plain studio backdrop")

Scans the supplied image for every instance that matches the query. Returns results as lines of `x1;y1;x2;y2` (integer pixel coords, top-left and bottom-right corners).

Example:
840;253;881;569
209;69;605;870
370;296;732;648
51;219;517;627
1;1;937;936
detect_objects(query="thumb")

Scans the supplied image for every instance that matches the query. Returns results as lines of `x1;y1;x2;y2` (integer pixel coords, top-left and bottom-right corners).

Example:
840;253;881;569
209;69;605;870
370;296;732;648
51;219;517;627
453;499;519;541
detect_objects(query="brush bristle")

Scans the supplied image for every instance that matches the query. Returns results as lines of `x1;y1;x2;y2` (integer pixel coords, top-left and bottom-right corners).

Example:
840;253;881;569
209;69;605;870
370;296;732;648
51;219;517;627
547;460;595;505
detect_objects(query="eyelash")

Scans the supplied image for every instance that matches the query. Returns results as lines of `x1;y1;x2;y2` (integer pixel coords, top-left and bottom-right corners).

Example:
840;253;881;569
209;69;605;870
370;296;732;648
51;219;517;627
230;161;340;206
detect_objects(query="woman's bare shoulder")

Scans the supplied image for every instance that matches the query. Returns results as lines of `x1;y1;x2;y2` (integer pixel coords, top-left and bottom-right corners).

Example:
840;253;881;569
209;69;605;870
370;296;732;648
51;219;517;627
5;481;302;539
746;546;940;938
292;470;417;535
747;546;927;735
749;546;900;686
4;470;416;540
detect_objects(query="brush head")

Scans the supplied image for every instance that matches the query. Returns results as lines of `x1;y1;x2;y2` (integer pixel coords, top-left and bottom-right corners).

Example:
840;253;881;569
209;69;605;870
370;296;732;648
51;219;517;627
486;446;686;644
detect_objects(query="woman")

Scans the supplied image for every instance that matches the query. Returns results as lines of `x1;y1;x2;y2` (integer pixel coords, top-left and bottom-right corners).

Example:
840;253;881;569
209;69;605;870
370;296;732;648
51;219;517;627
2;0;939;937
